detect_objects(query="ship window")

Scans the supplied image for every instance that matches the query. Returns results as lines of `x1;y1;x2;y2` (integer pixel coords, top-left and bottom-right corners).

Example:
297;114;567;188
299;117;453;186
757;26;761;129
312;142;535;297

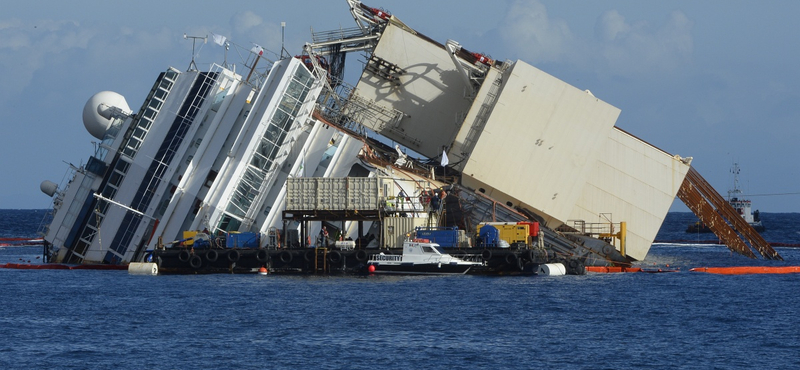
217;214;242;232
164;70;179;80
154;88;168;100
133;128;147;141
114;160;130;173
256;140;277;160
276;130;288;146
279;94;301;117
242;167;266;187
422;246;435;253
148;98;163;111
101;186;116;199
250;153;270;170
204;170;217;187
159;79;173;90
293;67;313;89
109;171;123;187
271;109;291;129
73;240;90;256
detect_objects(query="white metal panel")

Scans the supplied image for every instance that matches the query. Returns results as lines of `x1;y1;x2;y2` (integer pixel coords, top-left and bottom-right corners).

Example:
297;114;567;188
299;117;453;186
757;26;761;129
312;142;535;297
461;60;621;222
348;22;475;158
449;67;504;168
568;128;691;261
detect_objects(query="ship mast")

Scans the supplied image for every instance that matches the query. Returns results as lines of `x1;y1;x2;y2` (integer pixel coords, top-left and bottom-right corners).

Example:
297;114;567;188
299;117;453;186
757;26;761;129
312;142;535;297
728;162;742;201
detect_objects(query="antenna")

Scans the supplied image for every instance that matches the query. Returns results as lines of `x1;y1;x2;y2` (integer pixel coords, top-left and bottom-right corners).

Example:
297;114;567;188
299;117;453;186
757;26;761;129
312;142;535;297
184;33;208;71
280;22;287;59
223;40;230;69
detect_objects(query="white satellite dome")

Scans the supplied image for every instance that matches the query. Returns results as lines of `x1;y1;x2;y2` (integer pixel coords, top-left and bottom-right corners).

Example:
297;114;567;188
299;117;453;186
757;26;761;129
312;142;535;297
82;91;131;140
40;180;58;197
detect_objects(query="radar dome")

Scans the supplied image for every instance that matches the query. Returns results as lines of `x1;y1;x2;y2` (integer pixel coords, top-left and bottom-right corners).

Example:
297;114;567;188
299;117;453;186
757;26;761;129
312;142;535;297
40;180;58;197
83;91;131;140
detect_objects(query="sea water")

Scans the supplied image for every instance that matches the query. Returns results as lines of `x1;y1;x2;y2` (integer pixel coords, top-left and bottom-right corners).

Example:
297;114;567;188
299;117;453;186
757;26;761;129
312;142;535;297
1;210;799;369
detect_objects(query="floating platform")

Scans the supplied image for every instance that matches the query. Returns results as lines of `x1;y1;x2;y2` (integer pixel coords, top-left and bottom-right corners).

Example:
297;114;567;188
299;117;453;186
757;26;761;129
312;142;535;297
149;247;588;276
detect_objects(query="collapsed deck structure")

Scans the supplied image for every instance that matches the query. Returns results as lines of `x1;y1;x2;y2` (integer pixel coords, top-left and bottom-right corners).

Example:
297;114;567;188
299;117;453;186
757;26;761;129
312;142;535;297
37;0;779;270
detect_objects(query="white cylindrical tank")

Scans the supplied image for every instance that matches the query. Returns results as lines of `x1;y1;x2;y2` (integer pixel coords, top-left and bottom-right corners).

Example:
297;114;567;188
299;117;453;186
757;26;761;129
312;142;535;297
128;262;158;275
40;180;58;197
537;263;566;276
83;91;130;140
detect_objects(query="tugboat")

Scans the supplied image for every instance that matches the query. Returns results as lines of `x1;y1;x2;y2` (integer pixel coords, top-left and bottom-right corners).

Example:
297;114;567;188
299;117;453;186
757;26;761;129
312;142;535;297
686;163;764;233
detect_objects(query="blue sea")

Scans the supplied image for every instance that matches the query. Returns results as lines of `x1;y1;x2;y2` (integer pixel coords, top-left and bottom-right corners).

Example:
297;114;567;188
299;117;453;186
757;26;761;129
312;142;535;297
1;210;799;369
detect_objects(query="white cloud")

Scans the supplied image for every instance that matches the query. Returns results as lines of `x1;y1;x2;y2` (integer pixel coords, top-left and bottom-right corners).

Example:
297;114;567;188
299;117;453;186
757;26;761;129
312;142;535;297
498;0;575;64
597;10;630;42
496;2;693;77
595;10;693;75
232;11;264;33
230;10;283;56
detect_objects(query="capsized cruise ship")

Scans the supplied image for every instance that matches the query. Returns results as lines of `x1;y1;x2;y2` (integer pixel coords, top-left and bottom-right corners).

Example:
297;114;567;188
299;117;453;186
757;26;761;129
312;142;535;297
38;0;780;267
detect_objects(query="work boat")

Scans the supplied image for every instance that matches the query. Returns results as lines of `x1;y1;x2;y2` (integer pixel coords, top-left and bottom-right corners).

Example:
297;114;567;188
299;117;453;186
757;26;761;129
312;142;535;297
686;163;764;233
726;163;764;232
368;240;483;275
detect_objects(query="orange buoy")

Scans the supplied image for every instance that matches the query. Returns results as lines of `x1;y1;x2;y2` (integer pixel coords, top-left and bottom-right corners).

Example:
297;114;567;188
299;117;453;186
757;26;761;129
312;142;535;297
258;266;268;275
368;265;376;273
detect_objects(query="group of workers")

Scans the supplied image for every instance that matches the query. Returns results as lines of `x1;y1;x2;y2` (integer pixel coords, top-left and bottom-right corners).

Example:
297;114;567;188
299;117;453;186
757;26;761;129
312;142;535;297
385;188;447;214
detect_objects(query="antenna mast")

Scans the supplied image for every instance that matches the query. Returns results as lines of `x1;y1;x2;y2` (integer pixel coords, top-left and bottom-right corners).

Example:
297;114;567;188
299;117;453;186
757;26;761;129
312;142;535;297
184;33;208;71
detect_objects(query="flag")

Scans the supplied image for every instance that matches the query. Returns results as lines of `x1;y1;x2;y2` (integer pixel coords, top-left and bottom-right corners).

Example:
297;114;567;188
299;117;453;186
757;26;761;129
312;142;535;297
441;149;449;166
212;33;227;46
251;44;264;56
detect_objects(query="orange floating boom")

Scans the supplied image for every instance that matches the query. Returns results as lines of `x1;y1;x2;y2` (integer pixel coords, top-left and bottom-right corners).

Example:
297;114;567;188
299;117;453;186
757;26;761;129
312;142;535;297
690;266;800;275
585;266;643;273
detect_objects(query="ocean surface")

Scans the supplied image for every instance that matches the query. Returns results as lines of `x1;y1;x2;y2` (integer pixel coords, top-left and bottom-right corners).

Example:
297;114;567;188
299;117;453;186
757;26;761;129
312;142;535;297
1;209;800;369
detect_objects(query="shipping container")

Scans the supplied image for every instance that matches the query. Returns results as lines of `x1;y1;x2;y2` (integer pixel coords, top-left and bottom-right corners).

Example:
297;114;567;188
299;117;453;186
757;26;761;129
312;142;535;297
383;217;429;248
415;226;463;248
285;177;390;211
226;231;260;248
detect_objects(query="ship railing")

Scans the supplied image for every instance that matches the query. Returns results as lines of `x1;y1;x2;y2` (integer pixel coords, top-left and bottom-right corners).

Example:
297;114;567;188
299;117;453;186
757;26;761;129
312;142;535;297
566;220;620;237
384;195;426;214
311;26;371;45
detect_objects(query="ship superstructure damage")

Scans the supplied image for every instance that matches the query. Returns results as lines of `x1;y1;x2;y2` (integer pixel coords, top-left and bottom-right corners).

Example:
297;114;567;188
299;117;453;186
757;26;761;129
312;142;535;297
38;0;777;271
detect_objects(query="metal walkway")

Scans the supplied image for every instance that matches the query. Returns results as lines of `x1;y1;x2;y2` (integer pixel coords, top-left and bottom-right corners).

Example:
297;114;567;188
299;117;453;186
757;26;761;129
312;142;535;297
677;167;781;260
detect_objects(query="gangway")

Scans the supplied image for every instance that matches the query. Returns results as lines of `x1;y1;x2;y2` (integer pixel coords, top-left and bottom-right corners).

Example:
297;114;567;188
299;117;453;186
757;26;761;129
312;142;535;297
677;167;781;260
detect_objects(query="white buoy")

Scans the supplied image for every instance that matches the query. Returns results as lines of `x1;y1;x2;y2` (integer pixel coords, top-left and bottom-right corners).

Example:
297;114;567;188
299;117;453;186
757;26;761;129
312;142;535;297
128;262;158;275
537;263;566;276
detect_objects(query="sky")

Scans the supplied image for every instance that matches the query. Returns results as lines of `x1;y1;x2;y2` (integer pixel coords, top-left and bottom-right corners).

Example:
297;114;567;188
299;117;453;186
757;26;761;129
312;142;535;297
2;0;799;213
